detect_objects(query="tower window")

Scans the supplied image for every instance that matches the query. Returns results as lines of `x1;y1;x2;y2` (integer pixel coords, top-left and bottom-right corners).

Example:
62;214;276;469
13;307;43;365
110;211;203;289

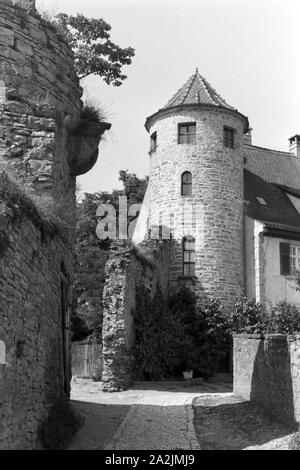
223;126;235;149
150;131;157;151
178;123;196;144
183;236;195;277
181;171;192;196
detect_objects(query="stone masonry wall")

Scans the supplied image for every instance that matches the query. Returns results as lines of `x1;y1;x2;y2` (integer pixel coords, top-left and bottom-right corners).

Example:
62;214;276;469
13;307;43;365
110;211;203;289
0;0;83;223
0;0;109;226
101;240;172;391
147;106;246;312
0;172;73;449
0;0;110;448
234;334;300;428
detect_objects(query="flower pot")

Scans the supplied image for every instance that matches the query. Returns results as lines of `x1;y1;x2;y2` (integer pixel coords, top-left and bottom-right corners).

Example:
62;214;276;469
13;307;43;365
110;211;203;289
183;370;193;380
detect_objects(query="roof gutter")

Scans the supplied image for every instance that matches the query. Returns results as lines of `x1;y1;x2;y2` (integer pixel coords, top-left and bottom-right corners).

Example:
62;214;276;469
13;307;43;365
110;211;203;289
144;103;249;133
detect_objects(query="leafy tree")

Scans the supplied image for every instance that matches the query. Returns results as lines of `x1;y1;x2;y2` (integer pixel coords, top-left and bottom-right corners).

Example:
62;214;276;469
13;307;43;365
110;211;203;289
119;170;149;205
57;13;135;85
71;171;148;341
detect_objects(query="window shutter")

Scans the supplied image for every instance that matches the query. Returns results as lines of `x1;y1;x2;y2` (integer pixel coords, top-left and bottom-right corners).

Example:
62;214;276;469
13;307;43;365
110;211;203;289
280;242;290;275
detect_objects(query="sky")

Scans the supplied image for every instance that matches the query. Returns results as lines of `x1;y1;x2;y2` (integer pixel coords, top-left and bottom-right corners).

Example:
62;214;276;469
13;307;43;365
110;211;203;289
37;0;300;194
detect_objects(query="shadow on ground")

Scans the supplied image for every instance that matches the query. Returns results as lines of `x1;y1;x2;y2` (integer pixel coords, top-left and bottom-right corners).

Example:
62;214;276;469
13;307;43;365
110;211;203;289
69;401;131;450
193;394;296;450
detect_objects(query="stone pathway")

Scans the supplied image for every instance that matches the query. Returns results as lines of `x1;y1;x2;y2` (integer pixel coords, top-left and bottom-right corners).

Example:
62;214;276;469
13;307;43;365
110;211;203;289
69;377;231;450
193;393;296;450
69;377;295;450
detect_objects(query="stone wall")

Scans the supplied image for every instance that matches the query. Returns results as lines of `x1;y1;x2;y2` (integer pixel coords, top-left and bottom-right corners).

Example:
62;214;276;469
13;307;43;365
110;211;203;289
0;0;108;225
233;334;300;428
0;172;73;449
101;239;172;391
0;0;110;448
147;106;246;311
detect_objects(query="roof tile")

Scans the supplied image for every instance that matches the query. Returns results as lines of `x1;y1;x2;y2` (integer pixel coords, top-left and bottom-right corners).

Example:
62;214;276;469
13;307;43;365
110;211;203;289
164;70;235;110
244;144;300;190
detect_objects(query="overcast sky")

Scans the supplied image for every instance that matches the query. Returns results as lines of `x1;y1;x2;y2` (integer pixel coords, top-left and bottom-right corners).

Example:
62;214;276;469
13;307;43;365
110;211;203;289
37;0;300;193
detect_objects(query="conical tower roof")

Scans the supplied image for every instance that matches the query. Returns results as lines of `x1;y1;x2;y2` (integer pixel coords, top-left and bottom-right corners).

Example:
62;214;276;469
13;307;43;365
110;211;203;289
145;69;248;131
163;69;235;110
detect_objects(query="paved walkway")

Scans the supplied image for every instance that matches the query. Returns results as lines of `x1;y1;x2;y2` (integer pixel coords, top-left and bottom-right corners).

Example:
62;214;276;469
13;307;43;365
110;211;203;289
69;378;231;450
69;377;295;450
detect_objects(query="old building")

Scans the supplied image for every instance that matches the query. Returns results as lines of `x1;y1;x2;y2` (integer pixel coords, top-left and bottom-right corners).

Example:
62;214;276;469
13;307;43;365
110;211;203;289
102;70;300;391
133;70;300;311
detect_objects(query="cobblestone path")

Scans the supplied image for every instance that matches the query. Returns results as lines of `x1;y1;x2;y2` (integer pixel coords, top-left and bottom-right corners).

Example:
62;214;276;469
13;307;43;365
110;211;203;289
69;378;294;450
69;378;231;450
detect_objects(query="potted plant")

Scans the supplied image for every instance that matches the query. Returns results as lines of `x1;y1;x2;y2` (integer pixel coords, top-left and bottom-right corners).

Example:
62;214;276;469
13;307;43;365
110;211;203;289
183;369;193;380
180;343;198;380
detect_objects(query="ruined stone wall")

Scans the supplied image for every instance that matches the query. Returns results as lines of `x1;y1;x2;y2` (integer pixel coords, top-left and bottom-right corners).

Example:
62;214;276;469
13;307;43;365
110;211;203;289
147;106;246;311
0;0;109;226
101;240;172;391
234;334;300;428
0;0;110;448
0;0;83;223
0;172;73;449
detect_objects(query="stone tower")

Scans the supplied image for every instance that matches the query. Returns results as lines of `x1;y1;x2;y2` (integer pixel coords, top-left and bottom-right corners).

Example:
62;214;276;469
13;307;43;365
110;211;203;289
145;70;249;310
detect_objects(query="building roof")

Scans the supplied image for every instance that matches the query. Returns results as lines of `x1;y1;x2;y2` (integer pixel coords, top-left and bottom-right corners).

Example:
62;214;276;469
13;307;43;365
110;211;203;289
244;168;300;231
163;69;235;110
244;144;300;190
145;69;249;132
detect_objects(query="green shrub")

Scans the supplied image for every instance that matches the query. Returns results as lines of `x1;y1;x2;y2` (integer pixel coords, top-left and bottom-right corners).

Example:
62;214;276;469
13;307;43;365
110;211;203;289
231;297;266;334
267;301;300;334
133;287;229;380
231;297;300;335
132;285;186;379
194;298;230;378
38;396;83;450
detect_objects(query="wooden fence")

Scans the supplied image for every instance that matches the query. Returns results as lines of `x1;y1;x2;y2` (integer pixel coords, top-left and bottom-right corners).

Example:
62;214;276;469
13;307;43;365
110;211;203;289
71;343;103;379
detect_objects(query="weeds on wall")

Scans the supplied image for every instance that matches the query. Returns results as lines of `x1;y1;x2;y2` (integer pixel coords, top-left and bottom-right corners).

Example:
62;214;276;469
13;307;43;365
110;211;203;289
132;286;230;380
81;101;108;124
231;297;300;335
38;396;83;450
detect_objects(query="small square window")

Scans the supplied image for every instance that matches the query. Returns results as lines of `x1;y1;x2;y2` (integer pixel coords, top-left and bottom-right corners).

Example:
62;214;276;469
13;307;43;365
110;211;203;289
178;123;196;144
223;127;235;149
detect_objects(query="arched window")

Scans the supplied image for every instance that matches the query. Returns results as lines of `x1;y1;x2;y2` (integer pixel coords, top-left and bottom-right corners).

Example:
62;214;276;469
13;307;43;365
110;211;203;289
181;171;192;196
183;236;195;276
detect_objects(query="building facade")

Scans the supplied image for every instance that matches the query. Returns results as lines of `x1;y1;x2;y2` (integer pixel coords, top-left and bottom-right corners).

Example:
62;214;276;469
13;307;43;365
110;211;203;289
133;70;300;311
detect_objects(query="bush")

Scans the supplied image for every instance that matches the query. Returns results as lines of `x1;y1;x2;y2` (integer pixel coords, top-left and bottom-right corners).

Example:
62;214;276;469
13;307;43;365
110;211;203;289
231;297;266;334
38;396;83;450
194;299;230;378
132;285;186;380
231;297;300;335
133;287;229;380
267;301;300;334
